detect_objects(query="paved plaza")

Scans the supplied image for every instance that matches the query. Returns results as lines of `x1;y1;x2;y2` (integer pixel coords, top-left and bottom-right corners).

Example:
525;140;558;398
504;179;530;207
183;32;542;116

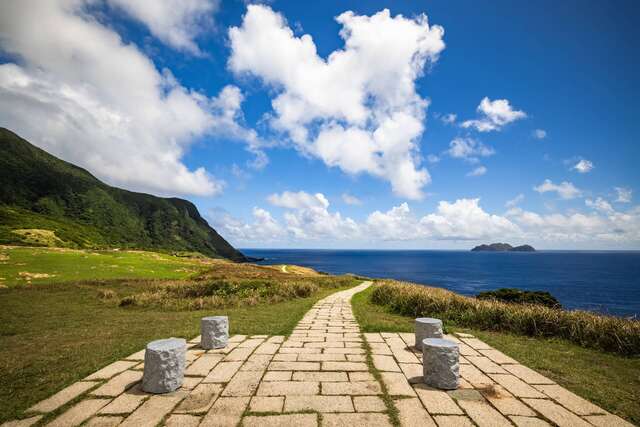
3;281;633;427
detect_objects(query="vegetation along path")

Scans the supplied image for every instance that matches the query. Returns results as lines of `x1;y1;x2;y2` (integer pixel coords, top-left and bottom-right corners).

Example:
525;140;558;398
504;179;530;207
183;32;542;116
3;281;633;427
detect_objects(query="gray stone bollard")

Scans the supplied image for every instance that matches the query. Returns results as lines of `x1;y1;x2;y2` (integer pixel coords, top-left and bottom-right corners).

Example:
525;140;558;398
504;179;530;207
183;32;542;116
415;318;443;350
142;338;186;394
201;316;229;349
422;338;459;390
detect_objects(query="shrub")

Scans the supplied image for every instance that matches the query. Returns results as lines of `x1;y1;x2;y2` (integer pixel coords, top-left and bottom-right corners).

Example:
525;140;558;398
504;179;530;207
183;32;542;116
371;280;640;356
477;288;561;308
117;278;332;310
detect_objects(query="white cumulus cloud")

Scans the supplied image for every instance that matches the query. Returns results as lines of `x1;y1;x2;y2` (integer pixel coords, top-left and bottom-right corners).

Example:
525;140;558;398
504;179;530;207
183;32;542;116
447;137;495;162
269;191;360;240
107;0;218;55
0;0;262;197
467;166;487;177
212;191;640;247
440;113;457;124
505;194;525;208
532;129;547;139
228;5;446;199
341;193;362;206
615;187;632;203
208;207;286;242
506;207;640;243
268;191;329;210
585;197;614;214
533;179;582;200
462;97;526;132
572;159;594;173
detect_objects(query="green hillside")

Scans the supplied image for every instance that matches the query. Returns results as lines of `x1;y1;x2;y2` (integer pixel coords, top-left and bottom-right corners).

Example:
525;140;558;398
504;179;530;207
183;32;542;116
0;128;246;261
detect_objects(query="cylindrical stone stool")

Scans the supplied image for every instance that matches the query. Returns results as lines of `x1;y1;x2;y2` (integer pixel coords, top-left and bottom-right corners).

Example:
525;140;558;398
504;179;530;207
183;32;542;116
415;317;443;350
142;338;186;394
422;338;459;390
201;316;229;349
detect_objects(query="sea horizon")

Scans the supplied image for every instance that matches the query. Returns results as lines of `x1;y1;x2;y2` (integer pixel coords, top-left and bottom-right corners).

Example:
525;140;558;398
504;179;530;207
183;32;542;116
242;248;640;253
243;248;640;318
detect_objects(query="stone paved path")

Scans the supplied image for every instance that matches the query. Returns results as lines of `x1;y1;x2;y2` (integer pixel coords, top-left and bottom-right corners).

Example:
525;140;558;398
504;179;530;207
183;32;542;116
4;281;635;427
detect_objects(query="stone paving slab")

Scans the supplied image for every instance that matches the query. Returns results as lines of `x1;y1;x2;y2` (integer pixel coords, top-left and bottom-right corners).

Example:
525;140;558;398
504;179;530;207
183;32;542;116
4;280;634;427
362;330;635;427
26;381;97;413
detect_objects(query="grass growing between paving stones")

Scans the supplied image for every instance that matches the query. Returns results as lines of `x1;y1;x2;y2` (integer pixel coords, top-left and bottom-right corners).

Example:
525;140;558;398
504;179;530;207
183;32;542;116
0;258;360;423
352;284;640;425
361;340;401;427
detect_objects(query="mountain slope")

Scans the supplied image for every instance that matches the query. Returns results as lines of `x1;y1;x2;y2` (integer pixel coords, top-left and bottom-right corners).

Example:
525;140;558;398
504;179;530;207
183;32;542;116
0;128;246;262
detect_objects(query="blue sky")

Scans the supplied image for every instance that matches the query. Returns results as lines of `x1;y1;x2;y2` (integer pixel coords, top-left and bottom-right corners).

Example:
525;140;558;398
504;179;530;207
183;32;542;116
1;0;638;249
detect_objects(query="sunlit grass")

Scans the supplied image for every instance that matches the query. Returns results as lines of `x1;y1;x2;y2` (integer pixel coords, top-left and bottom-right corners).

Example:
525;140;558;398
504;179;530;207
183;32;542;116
0;246;212;287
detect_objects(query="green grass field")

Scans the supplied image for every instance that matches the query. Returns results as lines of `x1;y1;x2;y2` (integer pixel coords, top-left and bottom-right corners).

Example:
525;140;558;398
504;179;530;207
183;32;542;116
0;246;212;287
352;285;640;425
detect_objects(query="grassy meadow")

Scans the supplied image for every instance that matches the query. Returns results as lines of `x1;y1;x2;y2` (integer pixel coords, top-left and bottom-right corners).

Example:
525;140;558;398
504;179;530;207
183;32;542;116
352;283;640;424
0;246;360;422
0;245;217;287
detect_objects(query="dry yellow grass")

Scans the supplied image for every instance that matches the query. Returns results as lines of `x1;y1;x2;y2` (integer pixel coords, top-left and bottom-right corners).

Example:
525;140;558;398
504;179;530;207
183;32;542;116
371;280;640;355
194;259;322;280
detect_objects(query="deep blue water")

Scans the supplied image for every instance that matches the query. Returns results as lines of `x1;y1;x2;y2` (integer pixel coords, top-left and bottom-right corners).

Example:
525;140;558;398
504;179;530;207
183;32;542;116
241;249;640;318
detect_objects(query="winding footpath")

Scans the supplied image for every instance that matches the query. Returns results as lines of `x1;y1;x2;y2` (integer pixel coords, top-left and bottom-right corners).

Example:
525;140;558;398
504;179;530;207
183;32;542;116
4;281;634;427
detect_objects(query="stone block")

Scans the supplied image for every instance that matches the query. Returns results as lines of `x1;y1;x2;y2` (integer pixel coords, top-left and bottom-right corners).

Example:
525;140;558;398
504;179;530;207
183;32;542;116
221;370;263;396
321;362;368;371
243;414;317;427
203;361;242;383
48;399;110;427
165;414;201;427
372;355;400;372
422;338;459;390
321;381;382;395
120;392;187;427
395;397;437;426
28;381;96;413
256;381;319;396
249;396;284;412
142;338;186;394
413;384;463;414
415;318;444;350
522;398;591;427
433;415;474;427
284;395;354;412
509;416;552;426
322;413;392;427
380;372;416;396
291;371;348;382
457;399;513;427
91;370;143;397
198;396;249;427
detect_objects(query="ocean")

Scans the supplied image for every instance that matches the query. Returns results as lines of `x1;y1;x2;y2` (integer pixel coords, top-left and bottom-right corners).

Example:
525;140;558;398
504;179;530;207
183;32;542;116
241;249;640;318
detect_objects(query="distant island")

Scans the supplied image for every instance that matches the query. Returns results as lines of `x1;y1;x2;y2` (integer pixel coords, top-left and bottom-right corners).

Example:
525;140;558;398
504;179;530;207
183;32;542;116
471;243;536;252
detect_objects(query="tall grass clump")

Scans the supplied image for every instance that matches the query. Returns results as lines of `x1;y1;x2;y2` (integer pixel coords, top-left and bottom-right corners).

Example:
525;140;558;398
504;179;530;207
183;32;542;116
371;281;640;356
118;276;355;310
